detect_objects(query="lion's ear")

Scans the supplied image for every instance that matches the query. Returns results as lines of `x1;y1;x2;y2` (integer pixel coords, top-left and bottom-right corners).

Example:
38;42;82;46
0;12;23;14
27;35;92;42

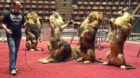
97;13;103;21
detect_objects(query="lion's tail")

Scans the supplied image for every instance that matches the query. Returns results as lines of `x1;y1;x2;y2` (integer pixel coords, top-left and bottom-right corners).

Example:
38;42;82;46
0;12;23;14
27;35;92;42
125;64;136;70
95;58;104;63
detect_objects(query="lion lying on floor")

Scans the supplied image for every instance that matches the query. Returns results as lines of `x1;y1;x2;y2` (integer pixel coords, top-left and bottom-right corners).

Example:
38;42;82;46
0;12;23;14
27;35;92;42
78;11;104;64
25;12;42;51
103;8;136;69
38;38;80;64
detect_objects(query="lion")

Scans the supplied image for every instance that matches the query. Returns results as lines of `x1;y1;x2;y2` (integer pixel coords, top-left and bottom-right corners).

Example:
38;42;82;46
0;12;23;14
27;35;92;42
46;11;73;40
77;12;104;64
38;38;81;64
25;11;43;51
103;8;136;69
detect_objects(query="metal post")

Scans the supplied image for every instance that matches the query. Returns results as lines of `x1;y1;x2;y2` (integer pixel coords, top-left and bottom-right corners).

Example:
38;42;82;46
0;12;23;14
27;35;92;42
136;49;140;58
1;29;6;42
129;0;131;13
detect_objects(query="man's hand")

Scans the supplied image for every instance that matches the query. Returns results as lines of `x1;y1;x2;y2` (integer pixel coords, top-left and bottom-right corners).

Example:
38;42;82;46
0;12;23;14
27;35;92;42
24;22;30;28
6;29;12;34
1;24;12;34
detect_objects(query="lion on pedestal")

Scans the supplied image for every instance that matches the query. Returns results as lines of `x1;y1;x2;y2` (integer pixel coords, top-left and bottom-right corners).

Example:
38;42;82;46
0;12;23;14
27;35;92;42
78;12;104;64
25;12;42;51
103;8;136;69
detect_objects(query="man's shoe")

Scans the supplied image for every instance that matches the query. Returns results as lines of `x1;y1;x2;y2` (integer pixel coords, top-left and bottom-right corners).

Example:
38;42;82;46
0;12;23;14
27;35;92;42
11;69;16;75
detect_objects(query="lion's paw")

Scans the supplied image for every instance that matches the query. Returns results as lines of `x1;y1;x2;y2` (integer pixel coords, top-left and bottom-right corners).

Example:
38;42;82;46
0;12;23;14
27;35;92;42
84;60;91;64
120;65;126;69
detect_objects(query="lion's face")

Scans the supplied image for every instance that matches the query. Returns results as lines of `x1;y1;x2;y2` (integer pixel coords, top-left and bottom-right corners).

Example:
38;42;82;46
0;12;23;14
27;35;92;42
118;7;128;16
115;8;134;27
53;12;59;18
87;12;103;22
27;12;40;25
31;16;38;23
27;12;38;21
49;39;61;50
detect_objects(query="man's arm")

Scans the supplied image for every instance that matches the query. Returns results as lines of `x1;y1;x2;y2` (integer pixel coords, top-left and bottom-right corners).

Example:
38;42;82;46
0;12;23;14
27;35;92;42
1;24;12;34
1;13;12;34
